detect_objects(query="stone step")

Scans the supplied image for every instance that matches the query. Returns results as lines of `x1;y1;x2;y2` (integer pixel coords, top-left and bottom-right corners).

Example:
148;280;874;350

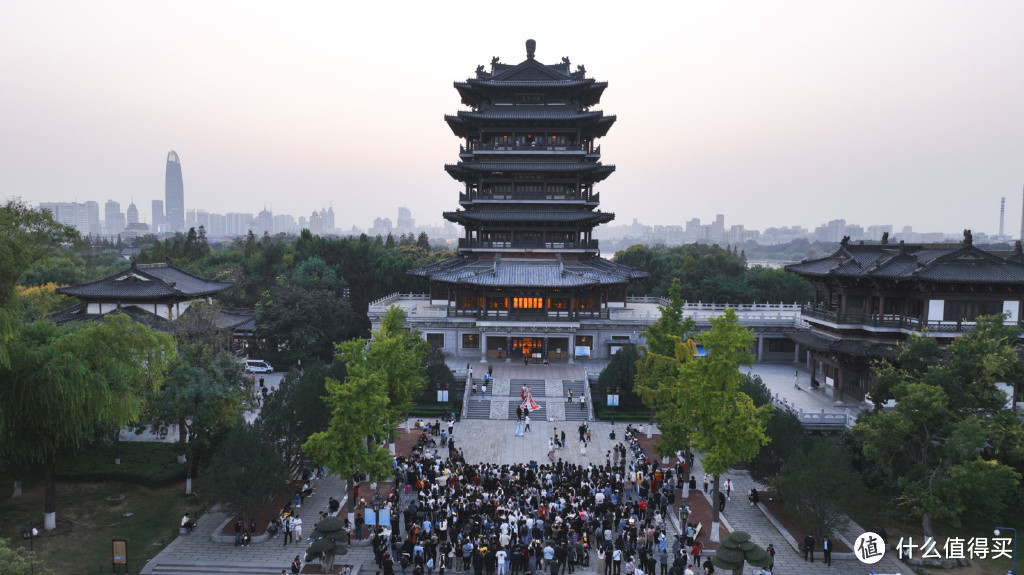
147;562;288;575
464;399;492;419
511;379;548;397
508;402;546;420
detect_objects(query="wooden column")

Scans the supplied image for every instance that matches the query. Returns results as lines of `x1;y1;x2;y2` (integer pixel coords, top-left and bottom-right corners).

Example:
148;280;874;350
834;367;846;402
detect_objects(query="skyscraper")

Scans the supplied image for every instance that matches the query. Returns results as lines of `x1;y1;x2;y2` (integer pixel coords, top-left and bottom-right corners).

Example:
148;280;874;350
126;201;139;225
165;151;184;233
152;200;165;232
104;200;124;236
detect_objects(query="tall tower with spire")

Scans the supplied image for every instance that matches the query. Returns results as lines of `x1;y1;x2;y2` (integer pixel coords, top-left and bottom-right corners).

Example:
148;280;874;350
165;151;185;233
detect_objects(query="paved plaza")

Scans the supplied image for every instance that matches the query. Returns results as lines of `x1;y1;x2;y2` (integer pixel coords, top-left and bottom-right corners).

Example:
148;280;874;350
140;400;913;575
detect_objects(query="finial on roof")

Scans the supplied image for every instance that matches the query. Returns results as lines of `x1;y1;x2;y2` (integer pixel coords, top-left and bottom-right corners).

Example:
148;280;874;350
881;231;889;245
963;229;973;245
840;236;850;247
562;56;570;65
526;39;536;59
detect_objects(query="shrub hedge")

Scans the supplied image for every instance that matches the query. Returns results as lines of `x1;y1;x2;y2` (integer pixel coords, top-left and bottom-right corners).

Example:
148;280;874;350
56;441;187;487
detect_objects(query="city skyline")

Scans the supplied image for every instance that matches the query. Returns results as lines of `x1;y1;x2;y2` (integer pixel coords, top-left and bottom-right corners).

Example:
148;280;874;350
3;2;1024;233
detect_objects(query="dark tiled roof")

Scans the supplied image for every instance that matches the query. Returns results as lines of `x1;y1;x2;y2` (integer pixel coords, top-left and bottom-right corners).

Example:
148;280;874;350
409;256;646;288
786;242;1024;285
443;210;615;226
451;108;605;121
445;162;615;182
51;302;255;335
785;330;897;361
217;307;256;332
56;263;232;300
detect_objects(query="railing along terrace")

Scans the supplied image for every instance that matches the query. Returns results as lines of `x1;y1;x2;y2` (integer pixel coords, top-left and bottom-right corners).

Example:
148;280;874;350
801;305;1024;333
772;392;858;430
462;143;599;154
448;308;610;321
460;191;598;203
458;239;599;250
368;293;428;309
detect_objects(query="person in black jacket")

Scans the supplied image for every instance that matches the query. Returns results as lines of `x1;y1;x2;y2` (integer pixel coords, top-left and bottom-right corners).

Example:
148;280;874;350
803;533;815;562
822;536;832;566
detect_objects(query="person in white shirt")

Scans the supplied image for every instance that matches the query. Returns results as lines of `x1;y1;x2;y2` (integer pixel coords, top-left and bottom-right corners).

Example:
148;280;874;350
293;515;303;542
496;548;508;575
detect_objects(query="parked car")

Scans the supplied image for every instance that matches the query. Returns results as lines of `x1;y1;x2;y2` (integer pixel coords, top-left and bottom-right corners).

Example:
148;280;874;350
244;359;274;374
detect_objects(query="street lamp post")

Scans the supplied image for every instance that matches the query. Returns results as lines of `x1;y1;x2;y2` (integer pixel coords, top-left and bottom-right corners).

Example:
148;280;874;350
20;518;38;551
995;527;1018;575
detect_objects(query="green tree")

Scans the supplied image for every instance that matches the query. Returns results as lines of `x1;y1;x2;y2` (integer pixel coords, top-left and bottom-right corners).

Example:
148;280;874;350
304;306;428;512
148;348;249;494
634;278;697;423
775;437;868;540
0;200;79;367
303;369;393;514
644;309;771;542
0;537;53;575
0;315;175;529
204;421;286;528
256;362;332;476
256;282;362;366
596;344;642;413
854;380;1020;537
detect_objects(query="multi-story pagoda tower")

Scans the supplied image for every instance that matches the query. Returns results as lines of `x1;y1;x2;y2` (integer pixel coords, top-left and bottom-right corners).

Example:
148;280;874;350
407;40;646;361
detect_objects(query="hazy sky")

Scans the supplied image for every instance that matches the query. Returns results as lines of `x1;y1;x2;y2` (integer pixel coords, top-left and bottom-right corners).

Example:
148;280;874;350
3;1;1023;234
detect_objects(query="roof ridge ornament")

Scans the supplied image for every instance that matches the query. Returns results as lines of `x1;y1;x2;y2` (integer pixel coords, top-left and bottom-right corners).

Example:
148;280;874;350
526;39;536;60
963;229;973;246
840;236;850;248
881;231;889;245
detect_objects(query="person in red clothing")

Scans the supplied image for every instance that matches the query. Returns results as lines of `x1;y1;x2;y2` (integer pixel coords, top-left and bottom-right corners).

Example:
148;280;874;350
691;541;702;562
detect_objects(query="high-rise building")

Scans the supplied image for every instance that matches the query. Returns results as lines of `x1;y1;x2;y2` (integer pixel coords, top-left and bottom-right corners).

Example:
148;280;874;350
152;200;165;233
254;208;273;236
104;200;125;236
309;210;324;235
165;151;185;232
323;206;335;233
126;202;139;225
225;213;253;236
84;201;101;236
40;202;91;236
397;206;415;231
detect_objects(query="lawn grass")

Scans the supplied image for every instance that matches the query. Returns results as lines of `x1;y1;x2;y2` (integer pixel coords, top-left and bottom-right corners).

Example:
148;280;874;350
0;478;205;574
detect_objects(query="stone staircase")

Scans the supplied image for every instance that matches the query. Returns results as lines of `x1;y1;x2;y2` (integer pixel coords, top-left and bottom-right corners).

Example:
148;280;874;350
146;562;288;575
507;401;547;421
465;397;492;419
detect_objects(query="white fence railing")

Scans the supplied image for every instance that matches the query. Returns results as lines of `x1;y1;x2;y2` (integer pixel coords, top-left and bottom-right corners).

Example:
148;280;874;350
772;393;858;429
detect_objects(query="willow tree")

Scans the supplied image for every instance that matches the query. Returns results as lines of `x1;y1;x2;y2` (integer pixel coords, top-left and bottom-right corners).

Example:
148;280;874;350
0;315;175;529
0;199;78;369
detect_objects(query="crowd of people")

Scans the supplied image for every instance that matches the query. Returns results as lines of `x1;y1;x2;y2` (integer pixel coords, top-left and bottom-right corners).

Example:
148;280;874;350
357;422;725;575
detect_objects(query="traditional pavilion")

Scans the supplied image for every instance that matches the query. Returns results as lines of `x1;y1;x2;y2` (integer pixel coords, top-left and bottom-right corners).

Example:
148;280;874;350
52;261;256;351
378;40;648;361
785;232;1024;402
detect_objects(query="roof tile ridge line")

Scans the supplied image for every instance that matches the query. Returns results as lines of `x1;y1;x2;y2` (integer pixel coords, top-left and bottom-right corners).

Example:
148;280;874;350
157;262;231;285
921;243;1008;271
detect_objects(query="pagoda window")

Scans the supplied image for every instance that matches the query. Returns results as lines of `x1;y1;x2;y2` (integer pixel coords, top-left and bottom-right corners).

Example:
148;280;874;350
546;184;576;198
513;297;543;309
462;334;480;349
426;333;445;348
576;335;594;348
516;183;543;197
486;297;508;310
576;296;599;310
492;134;512;148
